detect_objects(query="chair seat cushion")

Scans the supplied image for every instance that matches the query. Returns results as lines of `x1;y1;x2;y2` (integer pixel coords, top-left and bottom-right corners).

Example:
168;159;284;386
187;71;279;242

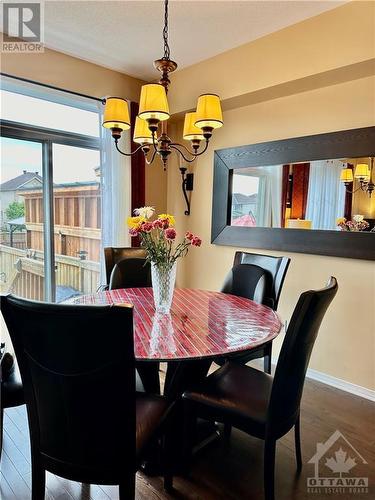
183;362;273;437
136;393;170;456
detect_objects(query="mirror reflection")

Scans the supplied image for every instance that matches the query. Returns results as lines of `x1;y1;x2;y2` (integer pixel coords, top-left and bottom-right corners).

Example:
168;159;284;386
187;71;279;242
230;157;375;232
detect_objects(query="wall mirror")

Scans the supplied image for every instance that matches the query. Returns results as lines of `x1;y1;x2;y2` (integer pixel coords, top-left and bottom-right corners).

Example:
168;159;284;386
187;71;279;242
212;127;375;260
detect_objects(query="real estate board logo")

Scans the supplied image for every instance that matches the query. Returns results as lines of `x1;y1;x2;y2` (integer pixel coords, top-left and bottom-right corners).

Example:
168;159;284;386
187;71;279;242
307;430;369;495
2;1;44;52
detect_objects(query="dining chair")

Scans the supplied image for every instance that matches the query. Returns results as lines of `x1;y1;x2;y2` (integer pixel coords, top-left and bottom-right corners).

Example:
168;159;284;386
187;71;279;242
0;347;24;460
218;251;290;373
183;277;338;500
109;257;152;290
104;247;148;289
0;294;174;499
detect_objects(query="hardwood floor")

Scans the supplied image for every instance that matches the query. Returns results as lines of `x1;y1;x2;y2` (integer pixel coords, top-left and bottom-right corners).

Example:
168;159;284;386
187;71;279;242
1;374;374;500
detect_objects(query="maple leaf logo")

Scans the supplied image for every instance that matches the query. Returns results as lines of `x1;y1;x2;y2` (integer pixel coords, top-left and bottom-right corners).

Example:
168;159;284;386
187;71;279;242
325;448;357;477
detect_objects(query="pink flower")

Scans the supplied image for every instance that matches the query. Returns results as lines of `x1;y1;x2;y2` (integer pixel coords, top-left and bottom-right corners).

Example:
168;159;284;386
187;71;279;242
164;228;177;240
185;231;194;241
152;219;164;229
129;228;139;237
191;236;202;247
141;222;153;233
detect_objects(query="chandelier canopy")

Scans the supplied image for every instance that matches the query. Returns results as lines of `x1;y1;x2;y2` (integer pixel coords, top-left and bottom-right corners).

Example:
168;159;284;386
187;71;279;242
102;0;223;169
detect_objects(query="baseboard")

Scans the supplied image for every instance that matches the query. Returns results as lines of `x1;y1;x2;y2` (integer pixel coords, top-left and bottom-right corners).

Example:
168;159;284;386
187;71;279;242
305;367;375;402
270;358;375;402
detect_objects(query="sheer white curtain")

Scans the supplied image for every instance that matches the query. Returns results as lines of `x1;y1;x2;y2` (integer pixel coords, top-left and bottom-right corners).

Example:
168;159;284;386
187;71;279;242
99;104;132;250
256;166;283;227
305;160;345;230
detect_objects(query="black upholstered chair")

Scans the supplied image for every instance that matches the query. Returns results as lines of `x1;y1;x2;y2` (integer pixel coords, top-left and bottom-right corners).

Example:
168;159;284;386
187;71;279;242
109;258;151;290
183;277;338;500
104;247;148;289
218;251;290;373
0;294;173;499
0;347;24;460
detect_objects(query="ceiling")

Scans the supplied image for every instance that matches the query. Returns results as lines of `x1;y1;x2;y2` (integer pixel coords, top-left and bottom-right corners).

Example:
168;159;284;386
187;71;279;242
4;1;346;80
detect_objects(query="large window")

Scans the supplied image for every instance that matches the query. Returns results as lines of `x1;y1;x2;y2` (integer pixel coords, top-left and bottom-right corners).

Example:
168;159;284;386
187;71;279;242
1;87;102;302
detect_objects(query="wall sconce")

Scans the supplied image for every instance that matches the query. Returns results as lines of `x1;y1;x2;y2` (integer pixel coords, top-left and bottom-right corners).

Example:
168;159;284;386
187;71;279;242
340;157;374;197
179;167;194;215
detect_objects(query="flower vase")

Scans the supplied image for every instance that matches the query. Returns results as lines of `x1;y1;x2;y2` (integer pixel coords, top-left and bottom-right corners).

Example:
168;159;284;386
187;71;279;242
151;261;177;314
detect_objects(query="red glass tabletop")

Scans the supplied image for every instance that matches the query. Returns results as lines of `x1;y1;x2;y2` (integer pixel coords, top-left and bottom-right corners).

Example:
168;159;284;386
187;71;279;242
70;288;282;362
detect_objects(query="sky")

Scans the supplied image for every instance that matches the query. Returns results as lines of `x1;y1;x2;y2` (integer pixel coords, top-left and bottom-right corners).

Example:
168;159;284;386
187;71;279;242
232;172;259;196
1;89;101;185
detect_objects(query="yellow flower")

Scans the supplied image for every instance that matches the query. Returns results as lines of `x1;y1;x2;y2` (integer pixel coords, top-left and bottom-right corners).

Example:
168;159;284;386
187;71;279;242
127;216;146;229
158;213;176;226
336;217;346;225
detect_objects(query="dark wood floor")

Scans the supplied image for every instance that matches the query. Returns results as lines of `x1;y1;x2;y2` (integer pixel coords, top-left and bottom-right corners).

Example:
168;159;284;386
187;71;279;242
1;371;374;500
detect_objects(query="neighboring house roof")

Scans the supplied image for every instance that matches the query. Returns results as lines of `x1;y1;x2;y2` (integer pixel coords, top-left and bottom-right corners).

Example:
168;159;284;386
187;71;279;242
0;171;42;192
232;193;257;205
17;181;99;192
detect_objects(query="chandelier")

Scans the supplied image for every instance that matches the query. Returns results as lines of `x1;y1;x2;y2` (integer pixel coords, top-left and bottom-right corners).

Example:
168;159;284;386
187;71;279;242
340;157;374;197
102;0;223;170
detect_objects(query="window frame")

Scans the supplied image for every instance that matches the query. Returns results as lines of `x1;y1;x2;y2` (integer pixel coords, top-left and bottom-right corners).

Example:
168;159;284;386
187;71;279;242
1;119;101;301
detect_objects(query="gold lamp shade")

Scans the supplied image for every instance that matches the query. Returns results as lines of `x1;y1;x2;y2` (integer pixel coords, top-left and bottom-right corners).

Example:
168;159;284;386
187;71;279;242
195;94;223;129
340;168;353;183
183;112;204;141
133;116;154;144
102;97;131;130
138;83;170;122
354;163;370;179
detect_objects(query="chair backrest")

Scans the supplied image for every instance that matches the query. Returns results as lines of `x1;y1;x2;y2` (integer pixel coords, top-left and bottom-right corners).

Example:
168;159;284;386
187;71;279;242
0;294;135;481
104;246;147;286
268;277;338;433
109;258;152;290
233;251;290;310
220;263;269;305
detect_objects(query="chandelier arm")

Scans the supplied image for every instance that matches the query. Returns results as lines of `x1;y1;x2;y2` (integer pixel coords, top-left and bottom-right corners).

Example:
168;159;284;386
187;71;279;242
114;140;144;157
169;144;196;163
344;185;363;195
145;148;158;165
170;140;210;158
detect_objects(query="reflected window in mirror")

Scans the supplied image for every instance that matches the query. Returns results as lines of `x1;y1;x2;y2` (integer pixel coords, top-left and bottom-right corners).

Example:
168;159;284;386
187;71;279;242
230;157;375;232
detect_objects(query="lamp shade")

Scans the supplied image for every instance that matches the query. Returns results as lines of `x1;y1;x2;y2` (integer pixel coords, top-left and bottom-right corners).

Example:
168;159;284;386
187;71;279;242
138;84;169;122
195;94;223;129
133;116;153;144
340;168;353;183
183;112;204;141
354;163;370;179
102;97;131;130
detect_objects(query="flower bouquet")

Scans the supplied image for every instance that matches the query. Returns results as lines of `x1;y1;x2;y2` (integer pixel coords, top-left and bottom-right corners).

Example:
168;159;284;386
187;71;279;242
337;215;369;232
127;207;201;313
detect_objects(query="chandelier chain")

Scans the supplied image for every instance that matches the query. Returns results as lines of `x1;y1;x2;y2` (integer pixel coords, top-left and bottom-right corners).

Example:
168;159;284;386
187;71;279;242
163;0;170;60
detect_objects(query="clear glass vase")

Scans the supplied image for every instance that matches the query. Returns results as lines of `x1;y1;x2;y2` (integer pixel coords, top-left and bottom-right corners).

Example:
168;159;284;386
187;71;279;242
151;261;177;314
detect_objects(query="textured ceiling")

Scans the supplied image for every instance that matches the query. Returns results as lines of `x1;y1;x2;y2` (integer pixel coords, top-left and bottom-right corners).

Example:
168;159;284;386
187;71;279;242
2;1;346;80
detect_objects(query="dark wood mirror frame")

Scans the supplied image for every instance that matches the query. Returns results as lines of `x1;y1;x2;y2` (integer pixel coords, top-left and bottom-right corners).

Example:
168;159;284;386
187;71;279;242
211;126;375;260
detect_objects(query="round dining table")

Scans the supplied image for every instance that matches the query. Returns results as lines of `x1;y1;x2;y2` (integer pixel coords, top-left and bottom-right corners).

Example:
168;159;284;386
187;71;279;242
70;287;282;398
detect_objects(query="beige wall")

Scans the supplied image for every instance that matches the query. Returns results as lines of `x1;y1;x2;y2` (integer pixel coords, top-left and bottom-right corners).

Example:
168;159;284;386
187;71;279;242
166;2;375;391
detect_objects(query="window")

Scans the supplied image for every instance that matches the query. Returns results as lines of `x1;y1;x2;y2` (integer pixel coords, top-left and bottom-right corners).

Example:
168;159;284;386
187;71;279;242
1;86;102;302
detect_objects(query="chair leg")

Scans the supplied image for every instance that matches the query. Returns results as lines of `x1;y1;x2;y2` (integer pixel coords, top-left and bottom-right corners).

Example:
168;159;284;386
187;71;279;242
263;343;272;374
264;438;276;500
119;472;136;500
162;432;174;492
182;400;197;473
0;408;4;462
294;413;302;473
31;462;45;500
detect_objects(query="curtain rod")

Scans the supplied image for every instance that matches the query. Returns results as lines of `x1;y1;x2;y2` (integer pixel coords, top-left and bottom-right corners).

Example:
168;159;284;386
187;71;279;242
0;72;106;104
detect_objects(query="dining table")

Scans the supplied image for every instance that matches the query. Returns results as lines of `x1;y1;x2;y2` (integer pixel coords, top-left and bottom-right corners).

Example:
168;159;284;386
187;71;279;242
70;287;282;396
70;286;283;472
